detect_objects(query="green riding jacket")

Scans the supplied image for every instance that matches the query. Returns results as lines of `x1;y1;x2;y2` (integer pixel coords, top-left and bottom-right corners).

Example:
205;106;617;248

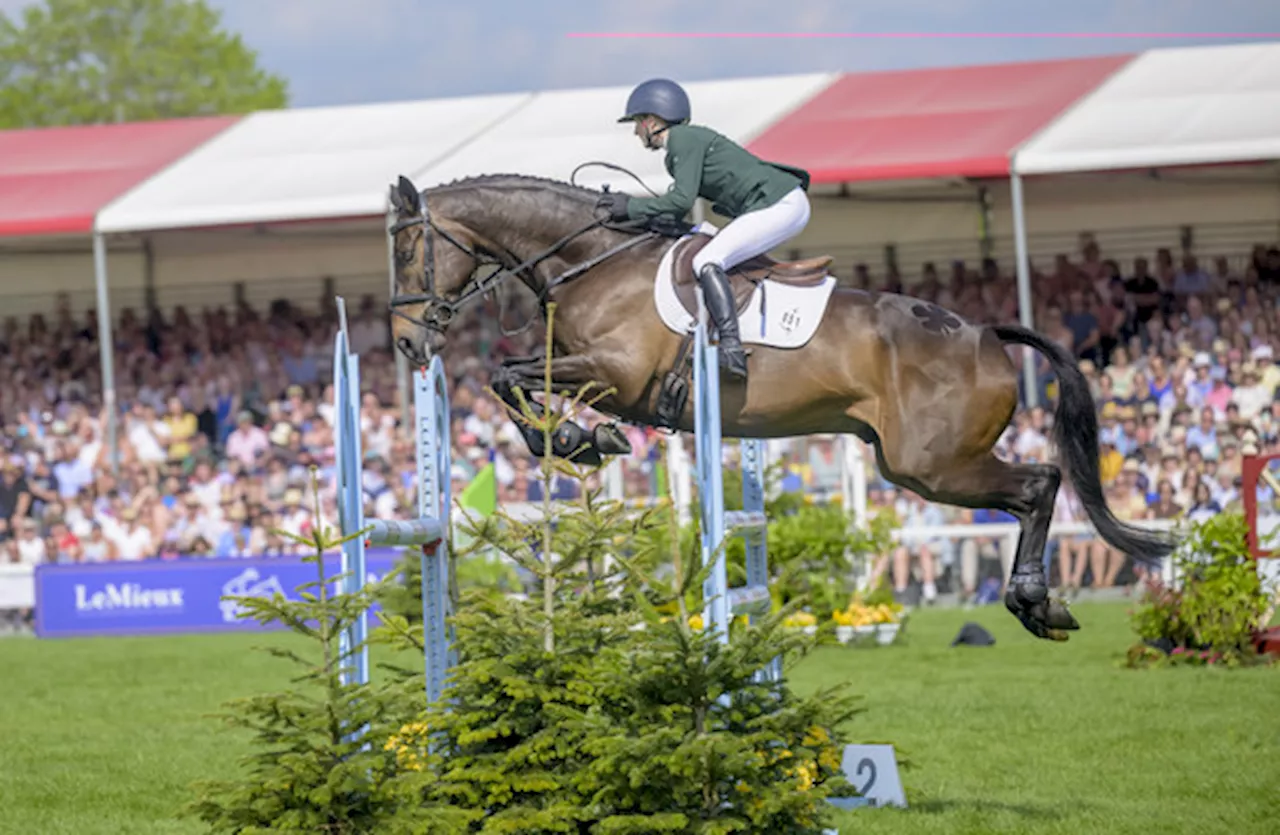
625;123;811;222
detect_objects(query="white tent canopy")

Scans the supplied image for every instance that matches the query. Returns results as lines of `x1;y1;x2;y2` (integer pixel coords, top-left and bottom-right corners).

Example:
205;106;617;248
96;74;836;235
414;73;838;194
1014;41;1280;176
95;93;533;234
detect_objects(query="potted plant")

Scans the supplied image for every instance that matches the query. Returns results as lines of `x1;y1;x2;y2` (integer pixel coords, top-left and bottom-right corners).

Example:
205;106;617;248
783;610;818;635
836;592;905;646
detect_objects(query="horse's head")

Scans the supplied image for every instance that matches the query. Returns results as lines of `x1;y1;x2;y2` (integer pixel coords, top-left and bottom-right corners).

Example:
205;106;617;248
387;171;640;364
386;175;484;365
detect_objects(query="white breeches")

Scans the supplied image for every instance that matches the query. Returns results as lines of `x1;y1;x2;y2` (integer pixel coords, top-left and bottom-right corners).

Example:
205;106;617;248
692;187;811;274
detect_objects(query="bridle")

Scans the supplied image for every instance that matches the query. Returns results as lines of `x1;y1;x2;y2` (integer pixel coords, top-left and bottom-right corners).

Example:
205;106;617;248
386;199;491;335
387;188;659;339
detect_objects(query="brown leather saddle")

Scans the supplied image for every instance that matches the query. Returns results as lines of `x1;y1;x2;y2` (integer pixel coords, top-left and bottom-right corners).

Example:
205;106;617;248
669;234;834;319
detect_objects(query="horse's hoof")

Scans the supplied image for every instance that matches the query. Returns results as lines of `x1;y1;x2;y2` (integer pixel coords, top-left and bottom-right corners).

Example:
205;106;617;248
1045;599;1080;631
1005;575;1078;642
593;423;632;456
553;423;603;466
570;447;603;467
523;429;547;458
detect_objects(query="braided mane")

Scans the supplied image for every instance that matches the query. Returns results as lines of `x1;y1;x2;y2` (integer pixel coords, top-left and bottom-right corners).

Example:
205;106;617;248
426;173;604;207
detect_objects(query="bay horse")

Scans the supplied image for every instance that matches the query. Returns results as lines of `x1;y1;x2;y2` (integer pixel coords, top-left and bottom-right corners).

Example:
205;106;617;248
384;173;1175;642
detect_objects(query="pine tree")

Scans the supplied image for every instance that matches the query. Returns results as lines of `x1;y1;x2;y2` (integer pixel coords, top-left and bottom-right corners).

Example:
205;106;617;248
182;479;467;833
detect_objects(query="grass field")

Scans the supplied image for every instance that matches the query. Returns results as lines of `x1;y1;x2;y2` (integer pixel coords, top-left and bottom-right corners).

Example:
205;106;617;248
1;600;1276;835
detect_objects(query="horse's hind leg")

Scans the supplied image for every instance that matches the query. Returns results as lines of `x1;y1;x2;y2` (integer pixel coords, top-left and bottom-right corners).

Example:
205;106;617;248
997;463;1079;641
902;455;1079;641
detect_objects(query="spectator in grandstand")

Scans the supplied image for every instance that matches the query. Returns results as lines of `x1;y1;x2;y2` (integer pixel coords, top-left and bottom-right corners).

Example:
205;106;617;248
1232;363;1271;420
1125;257;1162;329
1051;482;1095;595
226;410;270;468
1149;479;1183;521
0;457;31;536
1064;289;1101;364
1174;254;1213;298
883;490;945;606
956;507;1015;606
14;517;47;565
1184;295;1217;347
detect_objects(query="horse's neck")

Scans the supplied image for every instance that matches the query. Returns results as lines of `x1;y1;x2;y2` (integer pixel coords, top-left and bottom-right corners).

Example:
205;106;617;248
441;190;617;290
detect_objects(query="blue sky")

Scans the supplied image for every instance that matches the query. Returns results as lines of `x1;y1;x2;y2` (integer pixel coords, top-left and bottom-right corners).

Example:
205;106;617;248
3;0;1279;107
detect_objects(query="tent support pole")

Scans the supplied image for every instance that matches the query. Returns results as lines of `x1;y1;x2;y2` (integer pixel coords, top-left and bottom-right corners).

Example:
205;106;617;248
93;232;120;476
1010;170;1039;409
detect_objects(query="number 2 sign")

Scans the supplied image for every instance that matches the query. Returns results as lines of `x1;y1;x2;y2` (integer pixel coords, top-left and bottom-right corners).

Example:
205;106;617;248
833;744;907;809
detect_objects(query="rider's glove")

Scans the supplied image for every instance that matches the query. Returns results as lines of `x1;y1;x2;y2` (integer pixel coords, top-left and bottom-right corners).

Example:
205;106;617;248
596;192;631;222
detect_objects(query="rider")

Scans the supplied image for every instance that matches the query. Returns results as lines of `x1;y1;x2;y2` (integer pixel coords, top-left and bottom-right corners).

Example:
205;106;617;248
597;78;812;381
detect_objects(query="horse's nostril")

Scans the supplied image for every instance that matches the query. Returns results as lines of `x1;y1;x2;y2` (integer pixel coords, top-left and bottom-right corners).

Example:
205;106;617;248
396;337;419;361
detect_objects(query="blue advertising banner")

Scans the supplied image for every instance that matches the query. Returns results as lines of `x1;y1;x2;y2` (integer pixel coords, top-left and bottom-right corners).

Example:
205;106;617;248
34;552;406;638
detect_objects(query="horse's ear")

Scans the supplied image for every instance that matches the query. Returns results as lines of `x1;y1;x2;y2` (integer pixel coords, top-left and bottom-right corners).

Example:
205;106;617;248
397;176;421;214
388;182;404;213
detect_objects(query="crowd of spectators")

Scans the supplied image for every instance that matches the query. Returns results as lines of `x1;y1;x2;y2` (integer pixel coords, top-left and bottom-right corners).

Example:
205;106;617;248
2;235;1278;604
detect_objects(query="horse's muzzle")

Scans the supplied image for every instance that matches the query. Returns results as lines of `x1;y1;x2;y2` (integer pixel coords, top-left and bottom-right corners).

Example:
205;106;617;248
393;326;445;367
396;336;429;366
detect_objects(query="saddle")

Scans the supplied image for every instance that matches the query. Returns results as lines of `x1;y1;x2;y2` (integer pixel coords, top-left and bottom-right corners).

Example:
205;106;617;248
651;231;835;431
670;234;834;319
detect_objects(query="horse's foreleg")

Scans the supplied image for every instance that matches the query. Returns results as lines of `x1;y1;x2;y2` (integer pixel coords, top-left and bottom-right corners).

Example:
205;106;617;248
496;355;633;465
491;366;550;458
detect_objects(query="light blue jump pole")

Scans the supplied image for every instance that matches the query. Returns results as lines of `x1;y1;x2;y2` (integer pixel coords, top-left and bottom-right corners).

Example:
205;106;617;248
692;312;779;683
333;296;453;708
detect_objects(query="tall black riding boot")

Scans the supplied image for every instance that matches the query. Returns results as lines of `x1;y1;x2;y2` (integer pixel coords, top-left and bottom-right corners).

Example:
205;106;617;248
696;264;748;380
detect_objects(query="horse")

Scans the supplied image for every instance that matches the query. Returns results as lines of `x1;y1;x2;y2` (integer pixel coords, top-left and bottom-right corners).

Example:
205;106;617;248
383;172;1176;642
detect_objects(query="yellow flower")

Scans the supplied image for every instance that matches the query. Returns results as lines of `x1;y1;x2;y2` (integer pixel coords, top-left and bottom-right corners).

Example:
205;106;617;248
783;611;817;627
795;761;816;791
688;614;704;631
802;725;830;746
385;721;432;772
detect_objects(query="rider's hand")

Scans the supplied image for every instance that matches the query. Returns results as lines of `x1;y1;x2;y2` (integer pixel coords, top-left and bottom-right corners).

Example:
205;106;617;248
596;192;630;221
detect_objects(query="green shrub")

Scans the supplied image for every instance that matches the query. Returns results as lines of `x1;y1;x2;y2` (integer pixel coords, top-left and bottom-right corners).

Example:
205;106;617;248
375;489;862;834
1126;511;1276;668
183;484;462;833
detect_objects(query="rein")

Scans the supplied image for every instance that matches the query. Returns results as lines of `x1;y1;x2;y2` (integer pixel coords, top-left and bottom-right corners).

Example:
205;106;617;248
388;195;658;337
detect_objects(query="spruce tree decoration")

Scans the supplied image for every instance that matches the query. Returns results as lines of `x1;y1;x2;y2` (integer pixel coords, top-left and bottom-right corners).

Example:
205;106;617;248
182;475;466;834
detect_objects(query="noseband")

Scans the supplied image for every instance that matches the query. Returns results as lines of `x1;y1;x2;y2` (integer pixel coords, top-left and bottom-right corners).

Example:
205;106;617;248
387;189;660;339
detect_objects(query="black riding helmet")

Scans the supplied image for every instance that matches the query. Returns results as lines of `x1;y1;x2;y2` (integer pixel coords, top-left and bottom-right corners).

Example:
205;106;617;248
618;78;691;125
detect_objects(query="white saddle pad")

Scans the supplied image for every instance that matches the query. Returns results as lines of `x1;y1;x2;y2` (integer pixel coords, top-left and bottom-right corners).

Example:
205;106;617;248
653;222;837;350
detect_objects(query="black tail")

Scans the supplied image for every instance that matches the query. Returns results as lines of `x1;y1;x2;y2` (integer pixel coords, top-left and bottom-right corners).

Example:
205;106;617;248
993;324;1176;564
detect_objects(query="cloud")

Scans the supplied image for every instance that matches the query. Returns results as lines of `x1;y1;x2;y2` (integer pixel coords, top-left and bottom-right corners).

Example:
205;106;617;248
247;0;412;40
